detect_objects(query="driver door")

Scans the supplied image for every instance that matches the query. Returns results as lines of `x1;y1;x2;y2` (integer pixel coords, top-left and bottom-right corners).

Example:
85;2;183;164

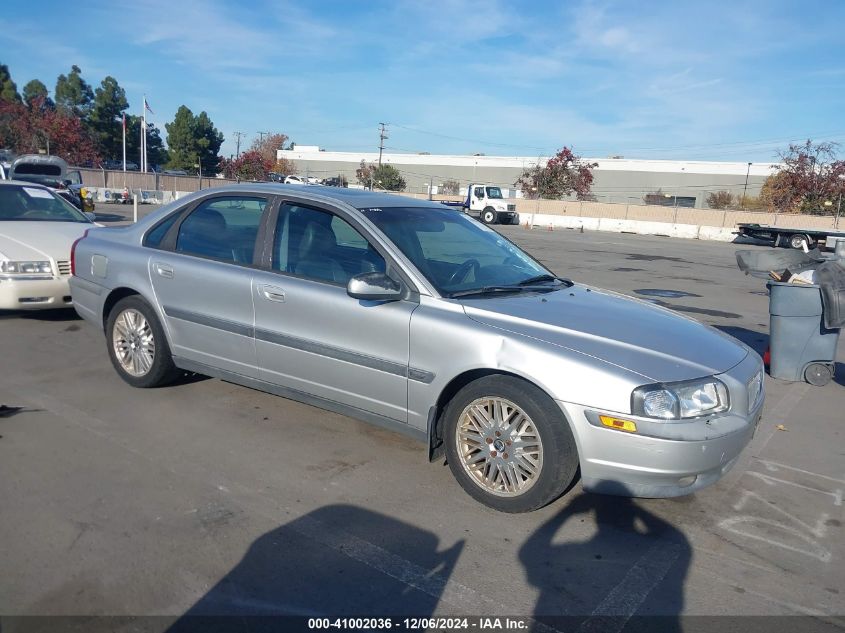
252;201;418;423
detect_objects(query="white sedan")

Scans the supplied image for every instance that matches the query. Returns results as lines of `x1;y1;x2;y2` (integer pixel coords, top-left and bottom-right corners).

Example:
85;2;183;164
0;180;95;310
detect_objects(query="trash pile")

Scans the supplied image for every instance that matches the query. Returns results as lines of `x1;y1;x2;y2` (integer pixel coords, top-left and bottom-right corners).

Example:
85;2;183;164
736;244;844;386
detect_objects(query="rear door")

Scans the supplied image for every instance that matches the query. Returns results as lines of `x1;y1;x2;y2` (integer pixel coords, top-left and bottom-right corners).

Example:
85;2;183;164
147;194;272;378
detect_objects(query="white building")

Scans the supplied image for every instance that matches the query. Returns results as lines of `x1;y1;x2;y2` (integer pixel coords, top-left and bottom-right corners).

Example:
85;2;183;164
278;145;777;208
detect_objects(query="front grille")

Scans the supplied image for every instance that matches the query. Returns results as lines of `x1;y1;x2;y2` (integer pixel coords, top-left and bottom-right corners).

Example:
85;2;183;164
507;204;516;212
57;260;71;276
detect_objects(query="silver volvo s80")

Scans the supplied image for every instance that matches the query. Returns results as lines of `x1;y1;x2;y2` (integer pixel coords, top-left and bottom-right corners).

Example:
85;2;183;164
70;185;763;512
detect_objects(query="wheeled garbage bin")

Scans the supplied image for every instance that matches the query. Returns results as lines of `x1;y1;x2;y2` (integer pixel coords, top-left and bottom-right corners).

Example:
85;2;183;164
767;281;841;386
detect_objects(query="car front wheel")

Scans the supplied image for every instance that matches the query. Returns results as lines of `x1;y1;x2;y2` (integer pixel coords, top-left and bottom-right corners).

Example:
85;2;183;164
444;375;579;513
481;208;498;224
106;295;180;388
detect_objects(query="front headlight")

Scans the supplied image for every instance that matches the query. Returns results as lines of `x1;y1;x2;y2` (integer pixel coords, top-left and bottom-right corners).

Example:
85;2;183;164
632;377;729;420
0;260;53;275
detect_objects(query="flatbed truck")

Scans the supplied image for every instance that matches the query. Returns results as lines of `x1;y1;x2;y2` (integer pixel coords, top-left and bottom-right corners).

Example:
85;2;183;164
735;223;845;250
439;184;519;224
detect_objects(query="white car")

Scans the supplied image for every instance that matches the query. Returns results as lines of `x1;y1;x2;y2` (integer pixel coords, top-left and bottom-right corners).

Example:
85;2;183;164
0;180;95;310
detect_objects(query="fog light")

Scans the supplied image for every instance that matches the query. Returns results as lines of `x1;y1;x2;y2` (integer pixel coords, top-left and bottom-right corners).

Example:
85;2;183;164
599;415;637;433
677;475;696;487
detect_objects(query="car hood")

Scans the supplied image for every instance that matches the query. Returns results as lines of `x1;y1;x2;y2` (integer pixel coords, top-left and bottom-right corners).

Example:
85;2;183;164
460;284;749;382
0;222;90;261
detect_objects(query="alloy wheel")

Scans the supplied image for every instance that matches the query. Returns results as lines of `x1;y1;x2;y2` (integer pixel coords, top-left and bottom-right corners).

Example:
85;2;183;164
455;396;544;497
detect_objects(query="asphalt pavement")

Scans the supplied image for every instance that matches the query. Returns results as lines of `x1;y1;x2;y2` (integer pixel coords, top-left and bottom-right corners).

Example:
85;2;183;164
0;216;843;631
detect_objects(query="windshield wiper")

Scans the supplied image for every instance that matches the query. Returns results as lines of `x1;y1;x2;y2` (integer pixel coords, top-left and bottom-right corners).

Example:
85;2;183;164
447;285;557;299
518;274;574;287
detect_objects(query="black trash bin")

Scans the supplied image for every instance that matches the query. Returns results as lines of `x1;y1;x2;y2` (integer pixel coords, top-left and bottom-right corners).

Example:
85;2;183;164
767;281;840;386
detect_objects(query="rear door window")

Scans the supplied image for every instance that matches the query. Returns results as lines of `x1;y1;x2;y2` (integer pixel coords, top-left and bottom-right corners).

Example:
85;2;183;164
175;196;267;265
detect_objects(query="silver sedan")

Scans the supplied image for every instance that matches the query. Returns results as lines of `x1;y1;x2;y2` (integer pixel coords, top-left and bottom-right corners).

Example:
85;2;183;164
70;185;764;512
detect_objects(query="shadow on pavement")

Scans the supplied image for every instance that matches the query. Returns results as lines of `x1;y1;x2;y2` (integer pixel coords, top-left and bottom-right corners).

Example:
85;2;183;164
166;504;465;632
520;494;691;632
716;325;769;356
0;308;80;322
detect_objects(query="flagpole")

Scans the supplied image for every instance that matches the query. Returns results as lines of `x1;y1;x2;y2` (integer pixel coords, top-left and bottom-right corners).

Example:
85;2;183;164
141;95;147;173
122;113;126;173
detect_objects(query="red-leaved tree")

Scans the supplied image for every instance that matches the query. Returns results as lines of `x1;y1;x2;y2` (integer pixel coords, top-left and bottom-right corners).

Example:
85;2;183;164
0;96;99;165
218;149;273;181
515;147;598;200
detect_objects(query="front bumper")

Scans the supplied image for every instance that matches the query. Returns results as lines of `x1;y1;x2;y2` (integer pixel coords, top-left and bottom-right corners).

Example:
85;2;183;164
559;352;764;498
0;276;73;310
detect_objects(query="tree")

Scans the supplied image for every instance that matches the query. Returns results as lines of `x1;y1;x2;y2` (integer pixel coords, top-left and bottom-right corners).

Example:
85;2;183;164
706;190;735;209
270;157;296;176
22;79;52;110
250;133;289;164
0;96;98;164
218;150;272;181
125;115;168;168
515;147;597;199
356;161;405;190
54;65;93;118
771;140;845;214
0;64;21;103
355;160;374;187
440;179;460;195
88;76;129;160
165;105;224;174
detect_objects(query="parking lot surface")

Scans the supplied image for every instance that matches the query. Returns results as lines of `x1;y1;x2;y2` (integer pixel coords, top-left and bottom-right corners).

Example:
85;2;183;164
1;215;843;629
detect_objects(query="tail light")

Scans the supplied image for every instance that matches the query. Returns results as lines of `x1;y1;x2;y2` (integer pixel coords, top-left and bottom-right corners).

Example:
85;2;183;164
70;229;90;276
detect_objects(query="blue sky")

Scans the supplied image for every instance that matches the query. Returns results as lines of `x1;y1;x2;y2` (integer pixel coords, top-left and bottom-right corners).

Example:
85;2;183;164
2;0;844;162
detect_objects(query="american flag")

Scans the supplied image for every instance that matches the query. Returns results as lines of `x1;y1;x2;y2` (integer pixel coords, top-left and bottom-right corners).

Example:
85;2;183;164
144;98;154;115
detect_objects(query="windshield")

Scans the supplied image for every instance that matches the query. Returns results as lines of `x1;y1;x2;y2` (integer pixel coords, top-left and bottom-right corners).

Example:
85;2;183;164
485;187;503;199
359;206;552;296
0;185;91;223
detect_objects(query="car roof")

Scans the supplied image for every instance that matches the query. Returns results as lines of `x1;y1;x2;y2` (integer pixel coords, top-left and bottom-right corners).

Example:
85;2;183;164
204;183;441;209
0;179;51;189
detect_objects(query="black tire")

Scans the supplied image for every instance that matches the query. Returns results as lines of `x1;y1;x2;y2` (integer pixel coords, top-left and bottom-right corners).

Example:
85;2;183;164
804;363;833;387
481;207;498;224
105;295;181;388
789;233;810;249
443;375;579;513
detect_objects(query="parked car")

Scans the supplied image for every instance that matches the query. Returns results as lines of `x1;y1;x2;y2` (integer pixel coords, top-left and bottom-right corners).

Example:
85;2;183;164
162;169;189;176
9;154;84;210
283;175;305;184
0;181;96;310
70;185;763;512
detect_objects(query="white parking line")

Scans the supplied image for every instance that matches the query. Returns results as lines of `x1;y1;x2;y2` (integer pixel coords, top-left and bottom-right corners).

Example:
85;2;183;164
578;541;682;633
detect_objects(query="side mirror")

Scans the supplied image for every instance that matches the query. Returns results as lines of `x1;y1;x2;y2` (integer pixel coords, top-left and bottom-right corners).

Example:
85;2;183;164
347;272;403;301
84;212;96;221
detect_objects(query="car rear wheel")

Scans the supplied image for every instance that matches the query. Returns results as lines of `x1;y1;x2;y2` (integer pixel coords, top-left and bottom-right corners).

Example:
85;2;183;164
443;375;579;513
481;208;498;224
106;296;180;388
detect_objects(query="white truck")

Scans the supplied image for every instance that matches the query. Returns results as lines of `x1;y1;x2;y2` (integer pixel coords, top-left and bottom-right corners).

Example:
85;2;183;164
439;184;519;224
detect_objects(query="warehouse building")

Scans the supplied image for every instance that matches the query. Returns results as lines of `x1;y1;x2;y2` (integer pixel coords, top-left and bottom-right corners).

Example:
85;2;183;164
278;145;777;208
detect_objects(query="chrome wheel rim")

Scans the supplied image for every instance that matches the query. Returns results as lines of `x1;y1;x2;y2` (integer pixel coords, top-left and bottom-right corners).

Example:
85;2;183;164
455;397;543;497
112;308;155;377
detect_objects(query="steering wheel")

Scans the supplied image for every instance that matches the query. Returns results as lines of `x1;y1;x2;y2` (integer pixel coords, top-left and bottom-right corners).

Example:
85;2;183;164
448;259;481;286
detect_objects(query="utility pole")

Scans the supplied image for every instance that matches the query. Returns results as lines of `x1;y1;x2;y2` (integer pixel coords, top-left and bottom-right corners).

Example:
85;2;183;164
378;123;388;166
257;131;271;145
742;162;752;209
233;131;245;158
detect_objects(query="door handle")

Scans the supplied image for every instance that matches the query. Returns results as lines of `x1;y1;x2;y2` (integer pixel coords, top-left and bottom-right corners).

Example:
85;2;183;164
154;262;174;279
259;284;286;302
